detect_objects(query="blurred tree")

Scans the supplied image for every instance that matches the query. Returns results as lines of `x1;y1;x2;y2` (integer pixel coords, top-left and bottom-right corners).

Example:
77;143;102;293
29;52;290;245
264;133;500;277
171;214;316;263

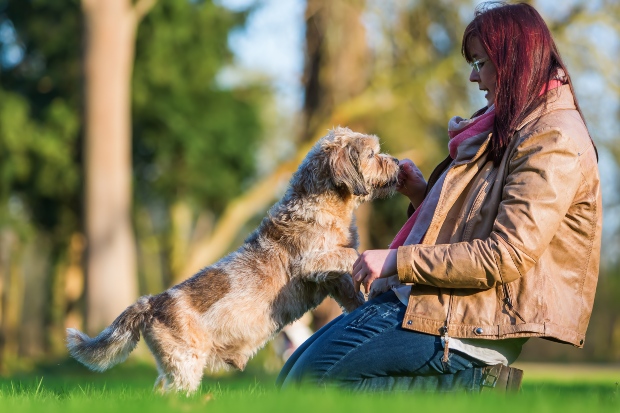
301;0;370;143
81;0;157;334
131;1;264;284
0;0;264;367
0;0;82;369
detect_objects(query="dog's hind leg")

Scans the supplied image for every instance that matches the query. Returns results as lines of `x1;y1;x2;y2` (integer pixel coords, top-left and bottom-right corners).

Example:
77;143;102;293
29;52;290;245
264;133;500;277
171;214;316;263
151;347;206;394
153;372;169;394
143;324;207;395
165;351;206;394
145;335;175;394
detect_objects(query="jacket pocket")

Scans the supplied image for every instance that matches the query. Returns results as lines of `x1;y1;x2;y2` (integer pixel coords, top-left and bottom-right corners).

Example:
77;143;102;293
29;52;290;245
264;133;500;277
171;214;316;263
500;282;526;323
462;167;499;241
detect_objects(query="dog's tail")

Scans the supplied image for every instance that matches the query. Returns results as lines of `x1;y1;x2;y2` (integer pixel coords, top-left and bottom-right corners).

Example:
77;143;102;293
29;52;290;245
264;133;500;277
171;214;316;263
66;296;152;372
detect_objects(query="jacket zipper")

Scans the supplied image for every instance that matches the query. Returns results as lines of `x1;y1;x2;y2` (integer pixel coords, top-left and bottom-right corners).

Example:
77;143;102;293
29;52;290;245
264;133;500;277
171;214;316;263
438;150;494;363
442;290;455;363
441;167;497;360
502;283;526;323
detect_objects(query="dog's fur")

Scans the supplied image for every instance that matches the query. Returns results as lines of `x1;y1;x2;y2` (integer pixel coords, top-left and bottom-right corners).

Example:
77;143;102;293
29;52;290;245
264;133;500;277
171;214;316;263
67;127;400;393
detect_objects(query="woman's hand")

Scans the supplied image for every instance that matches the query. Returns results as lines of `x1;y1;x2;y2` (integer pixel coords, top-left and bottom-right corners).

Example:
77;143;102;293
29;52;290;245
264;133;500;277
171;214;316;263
396;159;427;208
352;249;398;293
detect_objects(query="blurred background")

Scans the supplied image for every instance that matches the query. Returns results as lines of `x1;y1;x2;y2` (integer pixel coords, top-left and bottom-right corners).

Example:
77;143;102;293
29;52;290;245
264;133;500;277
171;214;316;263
0;0;618;376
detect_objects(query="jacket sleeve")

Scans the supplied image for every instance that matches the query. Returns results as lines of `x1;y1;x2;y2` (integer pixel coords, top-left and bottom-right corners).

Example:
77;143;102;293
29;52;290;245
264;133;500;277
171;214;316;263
396;127;582;289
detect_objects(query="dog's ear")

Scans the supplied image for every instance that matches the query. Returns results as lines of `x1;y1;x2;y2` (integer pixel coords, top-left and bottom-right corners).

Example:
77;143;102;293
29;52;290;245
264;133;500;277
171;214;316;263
330;144;369;196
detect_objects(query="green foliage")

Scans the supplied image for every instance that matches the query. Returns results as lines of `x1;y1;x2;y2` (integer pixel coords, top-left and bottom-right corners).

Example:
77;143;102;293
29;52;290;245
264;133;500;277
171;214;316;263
132;1;264;213
0;0;264;229
0;0;82;237
0;89;80;235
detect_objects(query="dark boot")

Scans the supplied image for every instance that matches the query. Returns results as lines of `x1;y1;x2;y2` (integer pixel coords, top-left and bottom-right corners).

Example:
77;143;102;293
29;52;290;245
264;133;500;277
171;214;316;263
480;364;523;393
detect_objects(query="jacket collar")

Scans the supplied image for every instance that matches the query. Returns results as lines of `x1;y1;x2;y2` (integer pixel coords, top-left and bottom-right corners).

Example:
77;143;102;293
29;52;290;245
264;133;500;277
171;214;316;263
516;84;576;131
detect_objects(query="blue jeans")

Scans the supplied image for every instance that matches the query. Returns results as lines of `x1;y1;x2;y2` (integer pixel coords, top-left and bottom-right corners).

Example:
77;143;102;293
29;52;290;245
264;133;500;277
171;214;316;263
277;290;487;392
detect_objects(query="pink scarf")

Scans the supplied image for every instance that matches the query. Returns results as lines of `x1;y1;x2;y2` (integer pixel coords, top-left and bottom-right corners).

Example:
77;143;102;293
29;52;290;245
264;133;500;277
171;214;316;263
447;106;496;158
389;199;424;249
389;80;564;249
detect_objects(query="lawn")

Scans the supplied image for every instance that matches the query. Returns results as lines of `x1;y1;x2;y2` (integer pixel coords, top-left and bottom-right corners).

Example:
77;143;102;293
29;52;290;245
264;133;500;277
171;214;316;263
0;358;618;413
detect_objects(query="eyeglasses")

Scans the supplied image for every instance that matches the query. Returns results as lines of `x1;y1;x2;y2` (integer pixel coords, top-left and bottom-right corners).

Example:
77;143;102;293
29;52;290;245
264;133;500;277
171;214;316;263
469;58;489;73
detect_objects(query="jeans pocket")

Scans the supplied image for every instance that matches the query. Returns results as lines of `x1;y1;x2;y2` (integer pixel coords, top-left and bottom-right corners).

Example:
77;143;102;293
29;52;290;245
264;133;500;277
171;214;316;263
346;305;378;328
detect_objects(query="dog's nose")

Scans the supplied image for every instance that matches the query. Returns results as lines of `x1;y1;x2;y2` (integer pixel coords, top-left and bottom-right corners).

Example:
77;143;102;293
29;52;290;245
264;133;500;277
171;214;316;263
392;157;399;164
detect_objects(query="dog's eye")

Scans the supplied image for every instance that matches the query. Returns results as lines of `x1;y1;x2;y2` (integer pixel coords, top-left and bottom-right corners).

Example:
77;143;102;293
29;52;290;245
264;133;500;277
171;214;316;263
368;151;375;159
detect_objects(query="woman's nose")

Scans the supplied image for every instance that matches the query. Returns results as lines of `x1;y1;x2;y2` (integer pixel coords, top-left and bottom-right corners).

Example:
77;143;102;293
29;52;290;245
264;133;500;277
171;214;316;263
469;68;480;83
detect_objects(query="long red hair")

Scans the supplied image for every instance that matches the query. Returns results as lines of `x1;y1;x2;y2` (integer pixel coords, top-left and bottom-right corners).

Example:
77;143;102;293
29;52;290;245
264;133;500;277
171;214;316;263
462;2;594;164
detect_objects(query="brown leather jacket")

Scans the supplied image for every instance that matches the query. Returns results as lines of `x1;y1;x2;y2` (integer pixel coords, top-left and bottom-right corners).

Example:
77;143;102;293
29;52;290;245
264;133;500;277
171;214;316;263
397;85;601;348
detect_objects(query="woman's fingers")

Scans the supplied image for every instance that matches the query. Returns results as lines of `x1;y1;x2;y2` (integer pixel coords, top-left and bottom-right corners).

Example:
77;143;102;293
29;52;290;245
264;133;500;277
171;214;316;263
353;272;378;295
363;274;379;294
354;277;362;293
353;269;366;293
352;256;362;274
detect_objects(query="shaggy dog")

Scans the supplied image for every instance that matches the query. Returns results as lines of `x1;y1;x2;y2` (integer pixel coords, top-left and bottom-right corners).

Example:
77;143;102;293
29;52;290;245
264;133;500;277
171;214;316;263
67;127;400;393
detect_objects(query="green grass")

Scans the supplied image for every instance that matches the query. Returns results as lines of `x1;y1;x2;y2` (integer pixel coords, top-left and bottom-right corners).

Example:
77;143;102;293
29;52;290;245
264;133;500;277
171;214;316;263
1;359;618;413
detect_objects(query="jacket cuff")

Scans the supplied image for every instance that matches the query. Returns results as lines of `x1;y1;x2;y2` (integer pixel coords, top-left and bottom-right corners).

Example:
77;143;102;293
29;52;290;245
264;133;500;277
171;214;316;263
397;245;417;283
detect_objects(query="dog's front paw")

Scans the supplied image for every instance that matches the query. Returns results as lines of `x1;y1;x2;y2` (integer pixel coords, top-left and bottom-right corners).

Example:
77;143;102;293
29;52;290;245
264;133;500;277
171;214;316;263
353;290;366;307
355;291;366;306
341;291;365;314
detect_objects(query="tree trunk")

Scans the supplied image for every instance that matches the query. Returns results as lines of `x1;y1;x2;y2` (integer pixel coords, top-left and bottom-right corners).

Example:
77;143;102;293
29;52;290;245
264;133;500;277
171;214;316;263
0;230;22;373
302;0;369;142
81;0;154;334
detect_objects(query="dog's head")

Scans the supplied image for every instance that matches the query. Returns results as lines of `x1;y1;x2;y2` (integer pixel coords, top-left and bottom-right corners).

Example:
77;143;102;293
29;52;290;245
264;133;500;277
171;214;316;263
293;127;400;201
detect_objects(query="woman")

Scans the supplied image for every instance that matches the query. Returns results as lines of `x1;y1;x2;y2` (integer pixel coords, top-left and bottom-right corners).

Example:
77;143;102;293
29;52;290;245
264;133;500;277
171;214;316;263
277;2;601;392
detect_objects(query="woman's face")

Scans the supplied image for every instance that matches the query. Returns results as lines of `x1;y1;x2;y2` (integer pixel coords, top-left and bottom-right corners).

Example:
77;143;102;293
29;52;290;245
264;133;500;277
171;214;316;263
468;37;497;107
